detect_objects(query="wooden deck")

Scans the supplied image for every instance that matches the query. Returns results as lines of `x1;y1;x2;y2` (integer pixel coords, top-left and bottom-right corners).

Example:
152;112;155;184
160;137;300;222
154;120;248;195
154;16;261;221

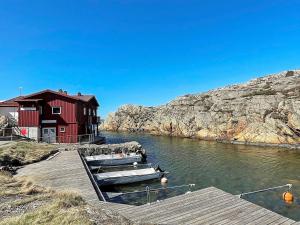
16;150;298;225
120;187;297;224
16;150;100;206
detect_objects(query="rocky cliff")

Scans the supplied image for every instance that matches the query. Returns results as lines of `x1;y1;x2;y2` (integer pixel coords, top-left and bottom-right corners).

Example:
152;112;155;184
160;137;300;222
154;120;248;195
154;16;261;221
102;70;300;145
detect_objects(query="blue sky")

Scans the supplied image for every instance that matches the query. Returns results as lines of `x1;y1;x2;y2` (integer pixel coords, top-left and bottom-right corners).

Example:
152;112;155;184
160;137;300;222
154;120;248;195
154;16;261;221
0;0;300;118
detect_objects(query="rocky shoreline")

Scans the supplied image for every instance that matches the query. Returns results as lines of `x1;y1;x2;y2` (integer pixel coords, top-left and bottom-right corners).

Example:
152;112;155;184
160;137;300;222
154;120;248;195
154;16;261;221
102;70;300;147
222;139;300;150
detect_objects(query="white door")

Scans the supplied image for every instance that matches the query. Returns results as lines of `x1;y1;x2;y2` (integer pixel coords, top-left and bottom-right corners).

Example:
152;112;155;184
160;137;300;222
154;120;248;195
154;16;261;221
42;128;56;143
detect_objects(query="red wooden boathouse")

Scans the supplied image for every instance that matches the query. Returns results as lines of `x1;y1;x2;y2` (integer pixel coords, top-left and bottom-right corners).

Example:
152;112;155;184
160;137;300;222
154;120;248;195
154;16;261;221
0;89;100;143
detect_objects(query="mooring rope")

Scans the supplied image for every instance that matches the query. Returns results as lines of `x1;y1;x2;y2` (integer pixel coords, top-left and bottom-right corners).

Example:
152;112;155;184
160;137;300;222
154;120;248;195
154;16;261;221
238;184;292;198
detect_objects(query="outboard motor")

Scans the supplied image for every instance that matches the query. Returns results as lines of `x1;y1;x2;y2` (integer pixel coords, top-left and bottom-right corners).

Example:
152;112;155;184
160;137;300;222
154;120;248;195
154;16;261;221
136;149;147;162
154;164;164;173
141;149;147;162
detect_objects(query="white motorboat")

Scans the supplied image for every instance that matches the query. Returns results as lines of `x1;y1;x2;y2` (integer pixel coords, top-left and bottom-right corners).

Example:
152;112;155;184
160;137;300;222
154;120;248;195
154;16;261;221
94;166;166;186
85;152;145;166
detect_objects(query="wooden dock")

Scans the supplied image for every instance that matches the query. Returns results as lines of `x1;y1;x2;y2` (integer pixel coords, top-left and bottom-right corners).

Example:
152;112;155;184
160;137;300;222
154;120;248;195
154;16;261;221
119;187;297;224
16;150;100;206
16;150;298;225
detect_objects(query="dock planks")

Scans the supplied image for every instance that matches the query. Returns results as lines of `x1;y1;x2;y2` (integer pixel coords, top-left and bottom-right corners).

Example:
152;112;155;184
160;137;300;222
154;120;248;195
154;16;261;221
15;150;298;225
126;187;297;224
16;150;101;206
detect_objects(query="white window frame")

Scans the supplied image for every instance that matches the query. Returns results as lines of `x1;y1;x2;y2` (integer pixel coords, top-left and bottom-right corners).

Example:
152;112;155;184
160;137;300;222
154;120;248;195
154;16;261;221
20;107;36;111
93;109;96;116
83;107;86;115
60;127;66;133
52;106;61;115
88;108;91;116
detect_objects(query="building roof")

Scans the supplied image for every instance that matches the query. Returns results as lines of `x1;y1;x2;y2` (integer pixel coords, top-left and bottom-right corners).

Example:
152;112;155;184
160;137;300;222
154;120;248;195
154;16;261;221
0;89;99;107
71;94;99;106
71;95;94;102
15;98;43;102
0;96;23;107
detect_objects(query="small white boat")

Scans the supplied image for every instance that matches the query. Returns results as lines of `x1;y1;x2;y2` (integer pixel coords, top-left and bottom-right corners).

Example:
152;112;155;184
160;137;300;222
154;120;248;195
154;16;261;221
94;166;166;186
85;152;144;166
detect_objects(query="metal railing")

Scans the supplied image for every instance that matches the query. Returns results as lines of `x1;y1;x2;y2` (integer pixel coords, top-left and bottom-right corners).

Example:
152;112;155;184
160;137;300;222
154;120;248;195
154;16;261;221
108;184;196;205
145;184;196;204
0;127;25;141
238;184;292;198
36;133;96;144
0;127;19;136
0;127;14;141
0;127;102;144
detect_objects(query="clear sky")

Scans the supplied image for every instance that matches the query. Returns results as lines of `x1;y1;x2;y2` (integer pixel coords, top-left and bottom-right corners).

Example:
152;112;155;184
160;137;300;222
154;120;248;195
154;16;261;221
0;0;300;118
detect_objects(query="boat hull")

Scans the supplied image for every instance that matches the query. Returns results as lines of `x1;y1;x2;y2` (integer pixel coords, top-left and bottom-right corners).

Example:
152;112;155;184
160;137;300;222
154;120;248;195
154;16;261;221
86;155;143;166
95;172;162;186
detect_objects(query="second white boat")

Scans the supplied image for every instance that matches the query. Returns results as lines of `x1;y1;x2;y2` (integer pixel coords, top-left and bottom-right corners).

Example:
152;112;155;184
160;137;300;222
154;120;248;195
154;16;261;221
94;166;166;186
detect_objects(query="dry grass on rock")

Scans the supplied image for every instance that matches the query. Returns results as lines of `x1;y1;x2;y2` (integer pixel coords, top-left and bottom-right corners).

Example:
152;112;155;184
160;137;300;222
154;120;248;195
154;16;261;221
0;172;135;225
0;141;58;166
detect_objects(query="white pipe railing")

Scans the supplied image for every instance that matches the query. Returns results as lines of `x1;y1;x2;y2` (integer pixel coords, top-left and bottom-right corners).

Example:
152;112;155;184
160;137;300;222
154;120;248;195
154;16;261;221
238;184;292;198
107;184;196;204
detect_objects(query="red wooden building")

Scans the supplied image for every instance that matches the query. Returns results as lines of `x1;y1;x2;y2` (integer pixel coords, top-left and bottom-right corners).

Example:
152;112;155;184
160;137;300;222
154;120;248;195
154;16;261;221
0;89;100;143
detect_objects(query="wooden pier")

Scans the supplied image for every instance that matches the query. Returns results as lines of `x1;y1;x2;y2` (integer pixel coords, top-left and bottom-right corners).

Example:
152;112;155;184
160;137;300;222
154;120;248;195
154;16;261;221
16;150;100;206
121;187;297;224
16;150;299;225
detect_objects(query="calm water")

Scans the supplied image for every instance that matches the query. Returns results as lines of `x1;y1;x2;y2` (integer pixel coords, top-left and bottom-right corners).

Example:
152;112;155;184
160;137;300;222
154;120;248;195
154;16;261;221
101;131;300;221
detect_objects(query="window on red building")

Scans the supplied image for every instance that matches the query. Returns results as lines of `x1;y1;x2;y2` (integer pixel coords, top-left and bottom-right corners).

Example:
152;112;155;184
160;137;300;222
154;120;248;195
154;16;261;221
52;107;61;114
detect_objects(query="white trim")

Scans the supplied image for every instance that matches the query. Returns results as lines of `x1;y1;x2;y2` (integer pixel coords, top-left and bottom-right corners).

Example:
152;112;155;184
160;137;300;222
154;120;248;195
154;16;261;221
42;120;57;124
60;127;66;133
20;107;36;111
52;106;61;114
